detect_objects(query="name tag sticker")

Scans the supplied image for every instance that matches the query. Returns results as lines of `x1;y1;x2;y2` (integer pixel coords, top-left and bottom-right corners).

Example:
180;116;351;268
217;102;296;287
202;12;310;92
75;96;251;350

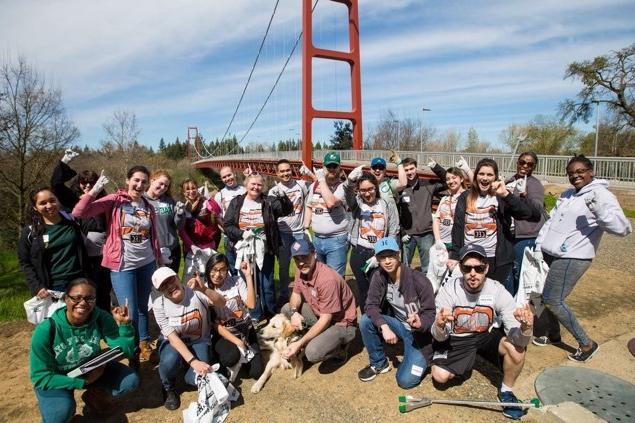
479;295;494;306
411;364;424;377
403;196;411;203
42;234;49;244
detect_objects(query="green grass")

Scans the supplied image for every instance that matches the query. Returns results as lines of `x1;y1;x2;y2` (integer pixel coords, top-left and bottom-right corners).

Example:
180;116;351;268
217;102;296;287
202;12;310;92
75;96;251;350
544;193;558;213
0;251;30;322
623;208;635;219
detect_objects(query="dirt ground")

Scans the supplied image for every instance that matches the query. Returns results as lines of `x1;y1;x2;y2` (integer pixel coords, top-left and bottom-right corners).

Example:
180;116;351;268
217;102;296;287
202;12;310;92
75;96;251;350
2;221;634;423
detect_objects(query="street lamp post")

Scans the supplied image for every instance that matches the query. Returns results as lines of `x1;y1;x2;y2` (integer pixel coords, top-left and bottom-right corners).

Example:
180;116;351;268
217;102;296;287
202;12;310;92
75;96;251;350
421;107;431;152
393;119;400;151
593;100;600;158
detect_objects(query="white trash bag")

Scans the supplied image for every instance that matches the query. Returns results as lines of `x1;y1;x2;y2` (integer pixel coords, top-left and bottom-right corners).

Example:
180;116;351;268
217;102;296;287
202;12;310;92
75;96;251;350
24;290;65;324
182;364;238;423
515;247;549;312
426;242;449;293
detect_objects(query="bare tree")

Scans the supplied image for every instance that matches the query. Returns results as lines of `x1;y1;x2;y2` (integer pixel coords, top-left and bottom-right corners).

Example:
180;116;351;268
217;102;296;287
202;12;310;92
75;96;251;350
101;109;142;174
0;56;79;241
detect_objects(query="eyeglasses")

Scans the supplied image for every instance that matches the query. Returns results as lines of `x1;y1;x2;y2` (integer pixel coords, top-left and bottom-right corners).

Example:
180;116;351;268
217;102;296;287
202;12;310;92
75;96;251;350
567;168;590;177
358;187;376;194
210;268;229;275
371;165;386;171
517;159;535;168
459;264;487;274
66;295;97;304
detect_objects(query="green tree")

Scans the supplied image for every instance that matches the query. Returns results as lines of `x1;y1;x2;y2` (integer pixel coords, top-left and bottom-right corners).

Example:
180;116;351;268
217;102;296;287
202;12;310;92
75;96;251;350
159;137;166;152
463;128;489;153
329;121;353;150
560;43;635;129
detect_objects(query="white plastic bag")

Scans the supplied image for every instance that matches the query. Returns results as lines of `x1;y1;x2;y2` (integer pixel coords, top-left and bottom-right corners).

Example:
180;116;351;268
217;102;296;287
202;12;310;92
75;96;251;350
182;365;236;423
426;243;449;293
515;247;549;308
24;290;65;324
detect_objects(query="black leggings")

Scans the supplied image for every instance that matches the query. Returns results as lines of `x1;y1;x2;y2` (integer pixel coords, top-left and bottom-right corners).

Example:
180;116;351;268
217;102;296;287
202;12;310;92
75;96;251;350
214;330;264;380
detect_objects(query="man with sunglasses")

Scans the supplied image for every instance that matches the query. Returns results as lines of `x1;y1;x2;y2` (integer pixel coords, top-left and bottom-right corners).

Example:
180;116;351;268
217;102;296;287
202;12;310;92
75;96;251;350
503;152;546;296
431;244;534;420
304;151;349;276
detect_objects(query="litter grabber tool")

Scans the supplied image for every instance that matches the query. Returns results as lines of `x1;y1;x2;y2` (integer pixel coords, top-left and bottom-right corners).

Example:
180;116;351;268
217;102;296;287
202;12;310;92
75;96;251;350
398;395;541;413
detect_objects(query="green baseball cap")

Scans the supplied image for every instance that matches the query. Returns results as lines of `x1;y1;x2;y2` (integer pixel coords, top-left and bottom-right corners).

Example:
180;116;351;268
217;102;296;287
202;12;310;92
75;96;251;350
324;151;341;166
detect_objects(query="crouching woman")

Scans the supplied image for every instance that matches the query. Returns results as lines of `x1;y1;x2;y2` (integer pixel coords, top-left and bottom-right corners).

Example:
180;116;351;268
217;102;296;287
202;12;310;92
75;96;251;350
30;278;139;423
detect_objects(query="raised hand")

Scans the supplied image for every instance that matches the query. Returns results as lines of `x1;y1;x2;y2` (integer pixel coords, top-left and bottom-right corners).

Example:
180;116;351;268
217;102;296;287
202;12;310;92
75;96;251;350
456;156;470;173
112;298;130;325
406;312;422;329
427;158;437;169
435;307;454;329
243;166;253;177
314;168;326;182
388;150;401;165
513;303;534;329
61;149;79;164
348;165;364;182
516;175;527;196
299;162;315;179
89;170;109;196
491;180;509;197
187;274;206;293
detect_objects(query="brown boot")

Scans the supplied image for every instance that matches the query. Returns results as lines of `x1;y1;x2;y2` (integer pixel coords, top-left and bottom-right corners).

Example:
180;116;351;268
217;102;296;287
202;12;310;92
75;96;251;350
82;388;115;415
139;340;154;362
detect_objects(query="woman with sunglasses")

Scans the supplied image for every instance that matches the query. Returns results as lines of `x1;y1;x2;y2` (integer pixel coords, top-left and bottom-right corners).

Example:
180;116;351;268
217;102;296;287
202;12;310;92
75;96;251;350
50;150;112;311
145;170;184;273
449;158;539;291
73;165;161;364
179;178;223;281
224;171;293;323
206;254;264;383
345;170;399;312
19;187;87;299
432;167;469;250
30;278;139;422
533;154;631;361
503;152;546;296
150;266;225;410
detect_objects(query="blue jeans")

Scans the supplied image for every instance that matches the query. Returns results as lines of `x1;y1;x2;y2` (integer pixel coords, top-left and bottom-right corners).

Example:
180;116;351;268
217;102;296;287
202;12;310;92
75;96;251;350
359;314;428;389
110;260;156;343
402;233;434;273
314;233;348;276
278;232;305;302
35;361;139;423
504;237;536;296
158;339;211;390
224;236;238;277
245;252;275;320
541;255;593;346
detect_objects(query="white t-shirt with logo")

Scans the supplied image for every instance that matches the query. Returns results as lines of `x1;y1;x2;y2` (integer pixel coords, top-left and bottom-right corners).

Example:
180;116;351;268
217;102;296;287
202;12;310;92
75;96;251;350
306;181;349;236
238;198;264;232
435;192;461;244
120;200;155;270
357;201;387;249
214;185;246;217
464;195;498;257
152;287;212;345
213;275;252;339
271;181;308;234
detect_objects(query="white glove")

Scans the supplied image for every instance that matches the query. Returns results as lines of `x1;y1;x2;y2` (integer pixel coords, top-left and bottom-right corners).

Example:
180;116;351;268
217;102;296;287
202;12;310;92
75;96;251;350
402;234;411;244
242;229;255;241
175;201;186;216
299;162;313;177
348;165;364;182
315;168;326;182
268;184;280;197
456;156;470;173
389;150;402;165
516;175;527;195
583;191;597;212
61;149;79;164
434;240;446;250
362;256;379;274
160;247;173;265
427;159;437;169
89;170;109;196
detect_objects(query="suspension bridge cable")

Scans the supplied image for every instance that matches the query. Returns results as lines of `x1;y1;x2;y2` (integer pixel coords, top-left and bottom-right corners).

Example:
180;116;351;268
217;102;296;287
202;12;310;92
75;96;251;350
207;0;281;157
227;0;320;155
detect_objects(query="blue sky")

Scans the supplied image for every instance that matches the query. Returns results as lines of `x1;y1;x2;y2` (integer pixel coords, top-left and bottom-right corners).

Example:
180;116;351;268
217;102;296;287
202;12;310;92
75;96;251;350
2;0;634;153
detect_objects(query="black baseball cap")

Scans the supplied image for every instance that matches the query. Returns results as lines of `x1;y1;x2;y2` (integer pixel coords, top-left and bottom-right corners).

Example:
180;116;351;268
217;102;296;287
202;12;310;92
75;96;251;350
459;244;487;262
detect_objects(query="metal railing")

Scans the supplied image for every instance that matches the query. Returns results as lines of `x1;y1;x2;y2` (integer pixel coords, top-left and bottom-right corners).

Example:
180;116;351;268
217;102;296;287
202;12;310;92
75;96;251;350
198;150;635;186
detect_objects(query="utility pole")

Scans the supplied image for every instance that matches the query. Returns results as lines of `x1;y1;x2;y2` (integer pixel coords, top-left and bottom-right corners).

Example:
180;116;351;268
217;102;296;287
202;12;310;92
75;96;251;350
421;107;431;152
393;119;400;151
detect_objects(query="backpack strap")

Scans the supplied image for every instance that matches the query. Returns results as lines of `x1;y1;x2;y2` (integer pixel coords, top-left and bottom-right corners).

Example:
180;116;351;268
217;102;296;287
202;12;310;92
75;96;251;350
48;317;57;351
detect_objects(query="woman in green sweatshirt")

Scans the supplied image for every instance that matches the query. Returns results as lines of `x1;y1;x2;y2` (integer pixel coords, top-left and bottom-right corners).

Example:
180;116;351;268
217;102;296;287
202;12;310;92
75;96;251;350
30;278;139;422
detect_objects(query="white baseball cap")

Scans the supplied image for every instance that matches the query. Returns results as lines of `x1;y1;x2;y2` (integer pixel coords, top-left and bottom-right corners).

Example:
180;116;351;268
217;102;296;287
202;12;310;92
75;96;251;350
151;267;177;290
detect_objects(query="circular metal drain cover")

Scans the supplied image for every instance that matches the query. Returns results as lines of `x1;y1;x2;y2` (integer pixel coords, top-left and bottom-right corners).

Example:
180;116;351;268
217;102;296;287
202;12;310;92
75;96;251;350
535;366;635;423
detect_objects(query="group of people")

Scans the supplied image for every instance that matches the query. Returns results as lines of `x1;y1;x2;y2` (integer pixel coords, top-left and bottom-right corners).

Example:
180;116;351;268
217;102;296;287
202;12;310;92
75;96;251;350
22;149;631;422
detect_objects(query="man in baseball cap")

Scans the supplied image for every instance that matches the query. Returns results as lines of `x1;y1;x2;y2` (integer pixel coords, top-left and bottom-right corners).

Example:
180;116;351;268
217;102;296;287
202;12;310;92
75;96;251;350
323;151;341;166
369;157;405;206
358;237;435;388
431;243;534;419
280;237;357;365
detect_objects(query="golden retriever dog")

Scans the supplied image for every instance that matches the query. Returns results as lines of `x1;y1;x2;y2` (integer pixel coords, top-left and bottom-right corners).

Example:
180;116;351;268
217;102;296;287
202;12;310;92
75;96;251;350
250;313;304;393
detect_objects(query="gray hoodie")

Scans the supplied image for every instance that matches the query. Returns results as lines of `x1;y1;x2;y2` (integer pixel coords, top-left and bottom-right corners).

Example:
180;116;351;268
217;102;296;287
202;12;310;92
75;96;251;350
536;179;631;259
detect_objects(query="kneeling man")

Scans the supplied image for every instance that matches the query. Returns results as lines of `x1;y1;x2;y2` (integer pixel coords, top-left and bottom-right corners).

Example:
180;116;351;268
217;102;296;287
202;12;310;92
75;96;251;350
431;244;533;420
281;238;357;363
358;237;436;388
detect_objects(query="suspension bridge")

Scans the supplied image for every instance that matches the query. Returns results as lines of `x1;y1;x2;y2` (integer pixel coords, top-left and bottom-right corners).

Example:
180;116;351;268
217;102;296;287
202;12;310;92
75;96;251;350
184;0;635;186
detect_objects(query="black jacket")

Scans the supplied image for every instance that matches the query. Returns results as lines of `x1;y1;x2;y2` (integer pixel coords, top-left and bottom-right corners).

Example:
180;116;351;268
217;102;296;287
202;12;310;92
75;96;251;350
223;192;293;255
18;212;88;295
449;191;540;265
365;265;436;360
397;164;447;235
50;160;107;234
